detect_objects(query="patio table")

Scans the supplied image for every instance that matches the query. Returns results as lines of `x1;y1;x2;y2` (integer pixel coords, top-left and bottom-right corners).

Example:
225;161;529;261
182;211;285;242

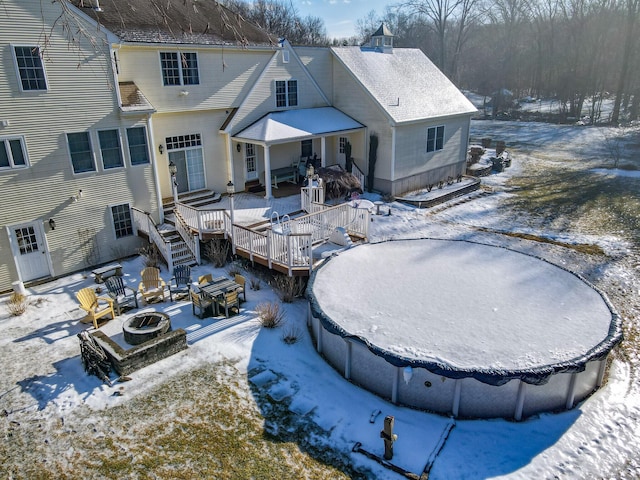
199;278;241;316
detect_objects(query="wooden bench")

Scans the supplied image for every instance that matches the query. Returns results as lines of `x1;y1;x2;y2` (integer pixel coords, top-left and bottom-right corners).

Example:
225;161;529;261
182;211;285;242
271;166;298;188
92;263;123;283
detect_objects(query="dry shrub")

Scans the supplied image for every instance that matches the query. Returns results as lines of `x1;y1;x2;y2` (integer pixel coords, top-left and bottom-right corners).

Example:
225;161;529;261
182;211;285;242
250;277;261;291
272;275;307;303
203;239;230;268
256;301;285;328
281;324;300;344
7;293;28;316
137;243;161;268
227;260;243;278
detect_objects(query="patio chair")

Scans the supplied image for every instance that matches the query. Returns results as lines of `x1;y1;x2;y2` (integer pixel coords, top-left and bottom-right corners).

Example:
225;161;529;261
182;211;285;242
234;274;247;302
105;276;139;315
138;267;167;305
216;290;240;318
198;273;213;285
169;265;192;301
76;287;116;329
190;288;213;319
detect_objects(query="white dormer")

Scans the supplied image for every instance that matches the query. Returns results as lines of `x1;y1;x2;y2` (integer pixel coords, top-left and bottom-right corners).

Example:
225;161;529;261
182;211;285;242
370;23;394;53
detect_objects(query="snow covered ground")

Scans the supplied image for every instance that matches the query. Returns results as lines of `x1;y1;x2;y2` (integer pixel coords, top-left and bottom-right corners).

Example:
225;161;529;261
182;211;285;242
1;120;640;478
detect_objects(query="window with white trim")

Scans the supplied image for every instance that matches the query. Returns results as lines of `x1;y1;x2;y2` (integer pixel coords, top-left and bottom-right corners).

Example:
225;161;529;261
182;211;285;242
301;139;312;159
98;129;124;169
111;203;133;238
339;137;347;154
282;50;290;63
426;125;445;153
275;80;298;107
160;52;199;86
13;46;47;91
67;132;95;173
126;127;150;165
0;137;28;169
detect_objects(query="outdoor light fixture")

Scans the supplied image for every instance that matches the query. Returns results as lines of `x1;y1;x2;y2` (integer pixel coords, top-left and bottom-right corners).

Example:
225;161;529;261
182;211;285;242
168;160;177;176
48;218;56;230
306;164;314;179
236;143;241;153
158;144;164;155
226;180;235;195
72;189;83;202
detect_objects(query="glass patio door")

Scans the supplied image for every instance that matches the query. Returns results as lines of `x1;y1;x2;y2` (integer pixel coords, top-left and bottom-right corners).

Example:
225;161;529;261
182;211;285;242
168;148;205;193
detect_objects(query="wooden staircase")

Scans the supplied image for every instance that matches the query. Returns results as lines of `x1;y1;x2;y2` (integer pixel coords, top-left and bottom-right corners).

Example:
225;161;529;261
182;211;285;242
160;189;222;268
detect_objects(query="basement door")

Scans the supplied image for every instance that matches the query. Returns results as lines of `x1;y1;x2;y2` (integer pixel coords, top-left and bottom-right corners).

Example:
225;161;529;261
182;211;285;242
8;222;51;282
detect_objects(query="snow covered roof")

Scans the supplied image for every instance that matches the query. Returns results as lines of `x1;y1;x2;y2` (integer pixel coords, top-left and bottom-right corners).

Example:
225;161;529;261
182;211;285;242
233;107;364;145
331;47;477;124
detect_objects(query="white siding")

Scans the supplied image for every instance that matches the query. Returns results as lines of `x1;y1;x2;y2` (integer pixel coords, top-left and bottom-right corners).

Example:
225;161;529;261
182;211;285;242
0;0;158;291
230;48;330;135
117;46;274;113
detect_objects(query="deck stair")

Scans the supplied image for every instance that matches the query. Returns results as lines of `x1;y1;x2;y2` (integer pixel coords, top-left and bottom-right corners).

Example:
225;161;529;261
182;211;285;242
162;189;221;220
159;189;220;268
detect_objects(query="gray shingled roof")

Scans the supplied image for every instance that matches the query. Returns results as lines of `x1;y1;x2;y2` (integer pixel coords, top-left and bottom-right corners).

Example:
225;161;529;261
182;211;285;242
69;0;276;47
331;47;477;124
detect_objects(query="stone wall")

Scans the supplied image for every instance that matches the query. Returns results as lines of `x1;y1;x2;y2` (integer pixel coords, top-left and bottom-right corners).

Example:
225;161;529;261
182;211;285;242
91;329;187;376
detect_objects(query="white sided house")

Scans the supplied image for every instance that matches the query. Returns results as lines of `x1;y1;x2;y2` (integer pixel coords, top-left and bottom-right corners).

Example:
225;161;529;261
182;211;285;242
329;25;477;195
0;1;475;291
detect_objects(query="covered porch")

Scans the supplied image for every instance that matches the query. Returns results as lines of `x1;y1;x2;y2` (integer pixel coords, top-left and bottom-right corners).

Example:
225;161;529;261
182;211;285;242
231;107;366;199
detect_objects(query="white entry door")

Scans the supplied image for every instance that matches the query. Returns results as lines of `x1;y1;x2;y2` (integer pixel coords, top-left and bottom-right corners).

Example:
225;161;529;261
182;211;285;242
245;144;258;181
8;222;51;282
338;136;347;165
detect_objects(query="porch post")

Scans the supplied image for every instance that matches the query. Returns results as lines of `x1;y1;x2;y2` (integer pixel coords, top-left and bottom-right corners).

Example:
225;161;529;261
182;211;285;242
264;145;273;199
321;136;326;167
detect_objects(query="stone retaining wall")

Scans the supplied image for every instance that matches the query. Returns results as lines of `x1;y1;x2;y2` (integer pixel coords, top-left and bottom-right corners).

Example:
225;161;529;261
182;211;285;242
91;329;187;376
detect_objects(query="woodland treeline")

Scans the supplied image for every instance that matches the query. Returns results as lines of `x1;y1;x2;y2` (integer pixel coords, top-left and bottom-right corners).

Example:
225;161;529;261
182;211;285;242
223;0;640;124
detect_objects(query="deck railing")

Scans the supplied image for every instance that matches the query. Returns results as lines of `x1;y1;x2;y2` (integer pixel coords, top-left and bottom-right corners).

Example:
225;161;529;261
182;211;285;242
148;196;367;276
289;202;369;243
174;209;201;265
175;203;227;235
301;186;324;213
132;207;174;273
351;160;366;191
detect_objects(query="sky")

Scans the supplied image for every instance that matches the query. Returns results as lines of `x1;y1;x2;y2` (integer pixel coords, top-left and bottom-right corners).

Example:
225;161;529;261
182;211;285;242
292;0;392;39
2;119;640;477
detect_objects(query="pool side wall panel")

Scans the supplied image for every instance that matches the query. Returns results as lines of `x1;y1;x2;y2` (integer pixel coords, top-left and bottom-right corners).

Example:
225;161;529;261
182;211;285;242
310;312;597;419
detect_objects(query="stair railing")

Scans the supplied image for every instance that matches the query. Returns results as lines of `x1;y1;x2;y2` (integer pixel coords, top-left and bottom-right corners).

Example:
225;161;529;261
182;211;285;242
131;207;174;273
174;209;201;265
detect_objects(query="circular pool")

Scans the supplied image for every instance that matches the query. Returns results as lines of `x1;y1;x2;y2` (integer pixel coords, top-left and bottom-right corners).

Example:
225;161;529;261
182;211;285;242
306;239;622;419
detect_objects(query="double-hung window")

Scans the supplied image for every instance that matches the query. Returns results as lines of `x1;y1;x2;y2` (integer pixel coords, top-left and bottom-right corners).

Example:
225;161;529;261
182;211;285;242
67;132;95;174
275;80;298;107
111;204;133;238
126;127;150;165
98;129;124;169
0;137;28;169
13;46;47;91
426;126;445;153
160;52;199;86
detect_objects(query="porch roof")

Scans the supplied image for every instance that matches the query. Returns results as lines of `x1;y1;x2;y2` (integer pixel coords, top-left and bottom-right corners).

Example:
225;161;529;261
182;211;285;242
233;107;364;146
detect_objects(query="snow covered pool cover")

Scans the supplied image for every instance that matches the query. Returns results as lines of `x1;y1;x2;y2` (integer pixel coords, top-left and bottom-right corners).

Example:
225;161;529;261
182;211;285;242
308;239;623;386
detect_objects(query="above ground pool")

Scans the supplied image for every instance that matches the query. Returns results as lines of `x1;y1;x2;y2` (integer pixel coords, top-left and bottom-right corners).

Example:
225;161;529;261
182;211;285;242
306;239;622;420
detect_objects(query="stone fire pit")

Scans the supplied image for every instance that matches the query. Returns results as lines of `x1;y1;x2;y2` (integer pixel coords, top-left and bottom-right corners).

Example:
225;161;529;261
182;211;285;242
123;312;171;345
